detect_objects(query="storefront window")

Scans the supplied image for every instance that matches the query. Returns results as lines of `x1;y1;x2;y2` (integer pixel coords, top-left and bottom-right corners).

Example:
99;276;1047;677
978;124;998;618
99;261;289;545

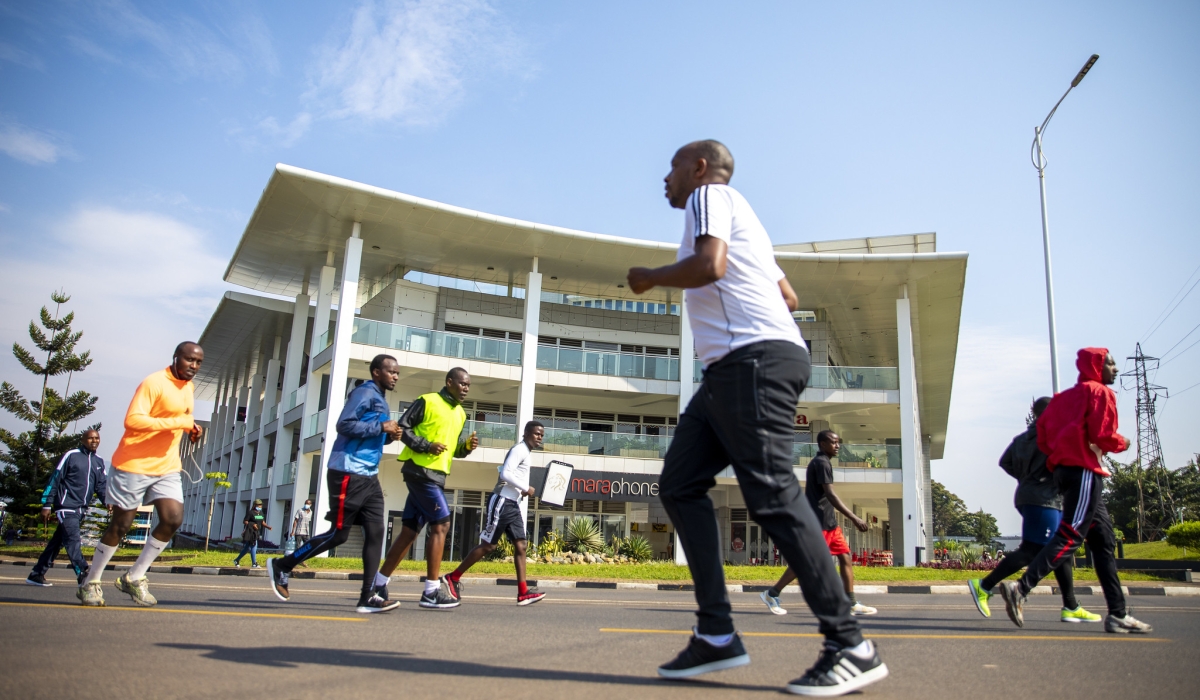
601;514;626;544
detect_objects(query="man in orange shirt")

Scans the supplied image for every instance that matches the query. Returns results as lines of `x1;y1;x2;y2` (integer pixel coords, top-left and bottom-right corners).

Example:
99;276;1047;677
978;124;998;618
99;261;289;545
77;342;204;607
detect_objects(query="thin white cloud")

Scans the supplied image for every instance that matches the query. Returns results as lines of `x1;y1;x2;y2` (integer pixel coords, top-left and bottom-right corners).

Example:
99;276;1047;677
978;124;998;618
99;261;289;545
934;324;1052;535
0;206;230;456
0;41;44;70
0;118;69;165
256;112;313;148
307;0;524;125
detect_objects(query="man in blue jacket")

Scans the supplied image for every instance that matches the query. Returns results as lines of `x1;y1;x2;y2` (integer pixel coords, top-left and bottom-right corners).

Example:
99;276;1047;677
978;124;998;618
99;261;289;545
266;354;402;613
27;429;107;587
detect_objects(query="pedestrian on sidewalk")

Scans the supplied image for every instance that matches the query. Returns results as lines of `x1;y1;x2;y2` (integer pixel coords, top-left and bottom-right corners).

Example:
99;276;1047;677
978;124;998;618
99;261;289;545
627;140;886;696
996;348;1151;634
26;429;108;587
967;397;1101;623
443;421;547;606
234;499;269;568
289;499;313;566
759;430;877;617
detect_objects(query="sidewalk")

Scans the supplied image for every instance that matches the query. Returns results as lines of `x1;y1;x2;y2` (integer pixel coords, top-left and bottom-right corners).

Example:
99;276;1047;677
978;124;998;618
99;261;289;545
5;557;1198;596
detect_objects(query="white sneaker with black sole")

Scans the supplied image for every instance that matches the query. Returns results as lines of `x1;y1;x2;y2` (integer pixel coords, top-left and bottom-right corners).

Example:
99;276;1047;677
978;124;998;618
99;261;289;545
760;590;787;615
657;631;750;679
786;640;888;696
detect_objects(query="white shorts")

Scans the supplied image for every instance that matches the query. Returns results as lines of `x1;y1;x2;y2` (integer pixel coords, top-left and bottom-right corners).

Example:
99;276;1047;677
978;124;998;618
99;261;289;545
106;470;184;511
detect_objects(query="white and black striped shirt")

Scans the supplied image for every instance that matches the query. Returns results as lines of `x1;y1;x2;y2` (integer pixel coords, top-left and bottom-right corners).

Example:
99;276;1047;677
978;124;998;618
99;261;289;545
679;184;804;366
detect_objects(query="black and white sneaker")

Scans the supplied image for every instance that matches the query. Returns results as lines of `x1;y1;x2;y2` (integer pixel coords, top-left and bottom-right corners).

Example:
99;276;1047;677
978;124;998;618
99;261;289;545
657;631;750;679
25;572;52;587
786;640;888;696
997;581;1025;628
419;581;461;609
267;558;290;601
356;593;401;614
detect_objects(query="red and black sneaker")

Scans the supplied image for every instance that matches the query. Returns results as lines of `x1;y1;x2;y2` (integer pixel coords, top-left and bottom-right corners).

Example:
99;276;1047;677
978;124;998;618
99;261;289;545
517;588;546;606
444;576;463;601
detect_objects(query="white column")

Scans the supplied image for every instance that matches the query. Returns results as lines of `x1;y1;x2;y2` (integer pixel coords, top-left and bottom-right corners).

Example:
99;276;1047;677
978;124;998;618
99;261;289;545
247;359;264;432
677;293;694;416
278;290;312;535
897;287;926;566
303;258;337;437
314;224;364;537
516;257;542;433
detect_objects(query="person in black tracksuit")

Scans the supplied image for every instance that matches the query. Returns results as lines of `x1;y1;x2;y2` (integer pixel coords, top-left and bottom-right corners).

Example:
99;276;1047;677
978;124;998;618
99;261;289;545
27;430;108;586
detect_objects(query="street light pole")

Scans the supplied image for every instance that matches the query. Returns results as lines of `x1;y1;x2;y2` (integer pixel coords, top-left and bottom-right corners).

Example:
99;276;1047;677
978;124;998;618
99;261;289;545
1031;54;1099;394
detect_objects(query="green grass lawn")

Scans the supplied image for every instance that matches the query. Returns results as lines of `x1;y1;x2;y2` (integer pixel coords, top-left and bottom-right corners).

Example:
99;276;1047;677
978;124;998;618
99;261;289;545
0;545;1175;583
1121;540;1200;561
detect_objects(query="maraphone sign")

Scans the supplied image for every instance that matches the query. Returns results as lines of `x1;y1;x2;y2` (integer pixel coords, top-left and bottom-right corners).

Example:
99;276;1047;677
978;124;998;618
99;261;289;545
531;467;661;503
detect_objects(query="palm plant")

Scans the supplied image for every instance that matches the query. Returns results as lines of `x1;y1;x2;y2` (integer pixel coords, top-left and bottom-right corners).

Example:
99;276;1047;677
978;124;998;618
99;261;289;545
563;516;604;553
620;534;654;562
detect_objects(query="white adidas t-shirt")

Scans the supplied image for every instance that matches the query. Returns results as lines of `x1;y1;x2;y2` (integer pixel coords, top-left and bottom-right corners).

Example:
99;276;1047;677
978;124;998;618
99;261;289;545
678;184;805;367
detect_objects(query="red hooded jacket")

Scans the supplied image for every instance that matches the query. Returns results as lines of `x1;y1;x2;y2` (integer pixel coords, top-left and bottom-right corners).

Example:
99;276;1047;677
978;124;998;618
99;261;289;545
1036;347;1130;477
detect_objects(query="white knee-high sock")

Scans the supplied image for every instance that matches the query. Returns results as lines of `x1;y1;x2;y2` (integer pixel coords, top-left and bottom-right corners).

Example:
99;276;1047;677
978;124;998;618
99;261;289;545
84;542;119;585
127;536;169;580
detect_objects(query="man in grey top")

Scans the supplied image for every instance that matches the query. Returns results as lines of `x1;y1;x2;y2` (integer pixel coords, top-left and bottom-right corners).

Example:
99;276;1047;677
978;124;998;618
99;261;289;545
291;499;313;546
968;397;1100;623
627;140;886;696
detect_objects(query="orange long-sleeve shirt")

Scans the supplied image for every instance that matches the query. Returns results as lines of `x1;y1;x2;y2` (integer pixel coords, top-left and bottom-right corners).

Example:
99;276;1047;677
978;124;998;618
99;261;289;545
111;367;195;476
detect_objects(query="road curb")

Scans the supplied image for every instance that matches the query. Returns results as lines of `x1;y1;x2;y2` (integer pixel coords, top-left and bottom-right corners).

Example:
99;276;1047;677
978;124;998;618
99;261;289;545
3;559;1196;595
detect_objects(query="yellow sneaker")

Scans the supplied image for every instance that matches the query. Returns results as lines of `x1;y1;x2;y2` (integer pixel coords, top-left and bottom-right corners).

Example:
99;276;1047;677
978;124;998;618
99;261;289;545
1061;606;1102;623
968;578;991;618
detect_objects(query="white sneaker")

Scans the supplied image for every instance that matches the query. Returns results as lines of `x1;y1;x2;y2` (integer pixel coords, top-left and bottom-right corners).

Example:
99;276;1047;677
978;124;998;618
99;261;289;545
851;602;878;616
77;581;105;606
760;590;788;615
1105;613;1152;634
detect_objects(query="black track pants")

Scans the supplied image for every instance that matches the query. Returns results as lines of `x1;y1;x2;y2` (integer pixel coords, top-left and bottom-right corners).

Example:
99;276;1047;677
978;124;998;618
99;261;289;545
33;509;89;578
659;341;861;647
982;541;1078;610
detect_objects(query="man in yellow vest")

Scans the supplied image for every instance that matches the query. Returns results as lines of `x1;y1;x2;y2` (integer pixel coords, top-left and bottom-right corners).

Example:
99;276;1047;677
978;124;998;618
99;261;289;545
373;367;478;609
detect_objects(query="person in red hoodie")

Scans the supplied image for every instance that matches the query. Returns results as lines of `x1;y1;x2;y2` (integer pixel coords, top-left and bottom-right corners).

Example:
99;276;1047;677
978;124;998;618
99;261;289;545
996;348;1152;634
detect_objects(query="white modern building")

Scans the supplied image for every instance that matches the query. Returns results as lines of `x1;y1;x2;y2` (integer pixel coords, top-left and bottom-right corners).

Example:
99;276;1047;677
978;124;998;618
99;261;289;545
180;164;966;566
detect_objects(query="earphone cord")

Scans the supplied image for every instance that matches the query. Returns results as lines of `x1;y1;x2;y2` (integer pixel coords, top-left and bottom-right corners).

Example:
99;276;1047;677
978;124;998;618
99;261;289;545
182;453;204;485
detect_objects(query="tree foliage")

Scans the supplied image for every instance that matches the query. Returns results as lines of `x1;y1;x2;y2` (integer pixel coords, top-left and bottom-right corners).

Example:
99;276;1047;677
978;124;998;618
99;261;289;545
0;292;98;526
931;480;1000;543
1105;455;1200;542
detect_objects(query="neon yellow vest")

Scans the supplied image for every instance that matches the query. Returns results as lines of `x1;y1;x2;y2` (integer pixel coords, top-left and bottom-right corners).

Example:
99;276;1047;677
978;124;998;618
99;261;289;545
398;392;467;475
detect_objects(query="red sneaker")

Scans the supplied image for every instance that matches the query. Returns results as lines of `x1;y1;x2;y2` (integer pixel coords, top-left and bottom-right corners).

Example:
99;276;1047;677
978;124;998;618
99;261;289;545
517;588;546;606
444;576;462;601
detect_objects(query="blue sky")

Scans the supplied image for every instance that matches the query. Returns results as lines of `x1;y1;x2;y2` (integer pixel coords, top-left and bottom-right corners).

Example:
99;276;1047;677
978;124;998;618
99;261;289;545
2;1;1197;534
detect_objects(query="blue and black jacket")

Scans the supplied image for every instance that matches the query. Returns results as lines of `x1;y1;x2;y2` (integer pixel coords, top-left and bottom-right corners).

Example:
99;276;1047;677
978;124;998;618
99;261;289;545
41;447;107;511
328;380;394;476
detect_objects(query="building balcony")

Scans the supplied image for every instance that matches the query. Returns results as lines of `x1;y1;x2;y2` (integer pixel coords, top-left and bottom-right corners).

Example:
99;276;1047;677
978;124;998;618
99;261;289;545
279;461;297;486
352;319;522;366
306;408;327;438
537;345;680;381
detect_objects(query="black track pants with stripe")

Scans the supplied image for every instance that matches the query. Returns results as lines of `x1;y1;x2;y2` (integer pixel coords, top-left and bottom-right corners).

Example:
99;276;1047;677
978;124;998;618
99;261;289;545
1017;466;1126;617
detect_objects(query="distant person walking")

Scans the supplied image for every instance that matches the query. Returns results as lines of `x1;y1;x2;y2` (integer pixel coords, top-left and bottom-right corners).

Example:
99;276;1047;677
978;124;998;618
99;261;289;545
371;367;478;609
290;498;313;561
267;355;403;613
968;397;1100;623
997;348;1151;634
234;499;270;568
26;429;108;587
627;140;886;696
443;421;547;606
759;430;877;617
78;342;205;607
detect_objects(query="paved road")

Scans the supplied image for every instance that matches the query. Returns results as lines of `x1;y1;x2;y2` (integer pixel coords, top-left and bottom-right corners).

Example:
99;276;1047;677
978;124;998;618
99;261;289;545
3;569;1197;698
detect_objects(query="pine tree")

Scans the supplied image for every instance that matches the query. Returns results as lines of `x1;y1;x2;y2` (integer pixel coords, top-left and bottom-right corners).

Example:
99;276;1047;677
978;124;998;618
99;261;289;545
0;291;99;530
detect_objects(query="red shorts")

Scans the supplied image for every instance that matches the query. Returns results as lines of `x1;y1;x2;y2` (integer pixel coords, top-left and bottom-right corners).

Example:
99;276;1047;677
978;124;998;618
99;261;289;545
823;527;850;556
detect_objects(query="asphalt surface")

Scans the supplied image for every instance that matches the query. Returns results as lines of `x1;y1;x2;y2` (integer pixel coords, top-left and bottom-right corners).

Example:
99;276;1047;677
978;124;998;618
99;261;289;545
3;569;1197;699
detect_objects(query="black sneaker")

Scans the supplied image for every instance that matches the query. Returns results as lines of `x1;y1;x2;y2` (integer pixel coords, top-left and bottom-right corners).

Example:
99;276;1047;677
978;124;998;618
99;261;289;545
419;581;461;609
267;558;290;601
444;576;463;601
657;631;750;679
356;593;401;614
997;581;1025;628
786;640;888;696
25;572;52;587
374;582;389;601
77;570;88;586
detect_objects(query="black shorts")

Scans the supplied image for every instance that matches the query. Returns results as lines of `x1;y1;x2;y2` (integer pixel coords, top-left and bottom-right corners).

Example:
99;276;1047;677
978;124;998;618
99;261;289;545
324;470;384;530
480;493;526;544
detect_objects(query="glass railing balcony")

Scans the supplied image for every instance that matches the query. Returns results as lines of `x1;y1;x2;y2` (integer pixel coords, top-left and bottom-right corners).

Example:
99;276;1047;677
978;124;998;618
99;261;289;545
353;319;522;366
315;330;332;354
251;414;261;432
807;366;899;391
541;427;672;459
279;461;297;486
537;346;680;381
257;468;272;489
266;405;278;424
306;408;327;438
286;390;298;412
238;472;251;491
792;443;901;469
234;424;245;440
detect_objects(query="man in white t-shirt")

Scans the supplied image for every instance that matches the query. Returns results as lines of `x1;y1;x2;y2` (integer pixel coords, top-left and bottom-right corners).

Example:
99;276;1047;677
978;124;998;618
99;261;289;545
442;421;546;606
627;140;887;697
